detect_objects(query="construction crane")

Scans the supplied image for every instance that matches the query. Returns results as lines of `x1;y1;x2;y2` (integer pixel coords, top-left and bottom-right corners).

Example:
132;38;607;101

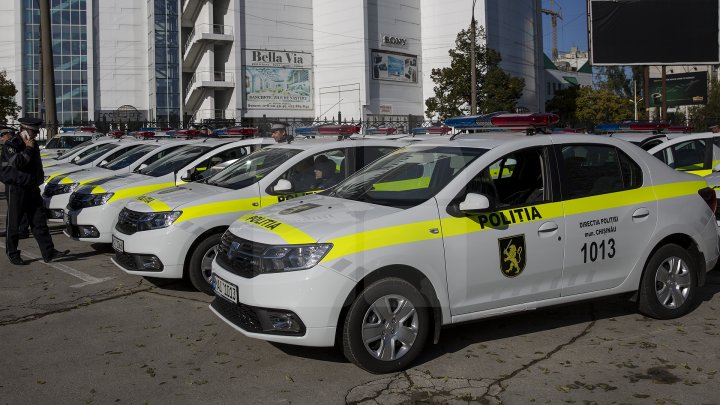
542;0;563;61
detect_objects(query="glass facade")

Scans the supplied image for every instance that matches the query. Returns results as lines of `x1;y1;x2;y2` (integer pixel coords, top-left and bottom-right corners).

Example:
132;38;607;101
152;0;180;126
21;0;88;124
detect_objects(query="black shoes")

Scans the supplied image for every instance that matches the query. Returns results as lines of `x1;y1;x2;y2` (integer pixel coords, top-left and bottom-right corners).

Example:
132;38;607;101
9;256;26;265
44;249;70;263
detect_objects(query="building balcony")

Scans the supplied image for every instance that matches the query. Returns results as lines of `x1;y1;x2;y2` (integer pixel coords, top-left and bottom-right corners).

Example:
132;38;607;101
181;0;204;28
184;71;235;112
182;24;234;71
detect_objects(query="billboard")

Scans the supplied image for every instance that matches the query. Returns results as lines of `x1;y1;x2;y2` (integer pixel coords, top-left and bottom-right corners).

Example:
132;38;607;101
648;71;708;108
589;0;719;65
244;49;313;110
371;50;418;83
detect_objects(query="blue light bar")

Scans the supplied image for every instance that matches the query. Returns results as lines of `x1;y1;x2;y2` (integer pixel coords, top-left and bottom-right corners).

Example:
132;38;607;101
295;126;319;136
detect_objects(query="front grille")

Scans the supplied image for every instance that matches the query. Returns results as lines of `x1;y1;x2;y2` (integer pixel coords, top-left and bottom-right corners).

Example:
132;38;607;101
115;208;143;235
115;252;138;271
211;297;263;333
215;232;267;278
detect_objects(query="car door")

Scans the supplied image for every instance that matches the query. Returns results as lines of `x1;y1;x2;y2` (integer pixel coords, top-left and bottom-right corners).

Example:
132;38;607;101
558;143;658;296
441;145;566;315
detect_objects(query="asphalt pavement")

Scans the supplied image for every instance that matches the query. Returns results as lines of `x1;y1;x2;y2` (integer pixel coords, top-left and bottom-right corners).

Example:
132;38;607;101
1;186;719;404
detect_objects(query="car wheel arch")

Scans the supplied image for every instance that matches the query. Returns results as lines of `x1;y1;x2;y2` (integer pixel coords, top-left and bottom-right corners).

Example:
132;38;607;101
641;233;706;290
334;264;443;348
183;226;229;278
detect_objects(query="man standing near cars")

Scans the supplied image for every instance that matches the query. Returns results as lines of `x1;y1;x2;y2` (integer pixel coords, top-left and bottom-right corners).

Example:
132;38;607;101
0;126;30;239
2;117;69;265
270;123;292;143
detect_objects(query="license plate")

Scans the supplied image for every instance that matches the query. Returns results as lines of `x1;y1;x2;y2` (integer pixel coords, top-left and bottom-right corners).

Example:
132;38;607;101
213;274;238;304
112;235;124;253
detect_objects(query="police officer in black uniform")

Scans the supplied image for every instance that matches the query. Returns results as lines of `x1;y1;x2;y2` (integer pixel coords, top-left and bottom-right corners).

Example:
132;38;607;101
1;126;31;239
2;117;69;265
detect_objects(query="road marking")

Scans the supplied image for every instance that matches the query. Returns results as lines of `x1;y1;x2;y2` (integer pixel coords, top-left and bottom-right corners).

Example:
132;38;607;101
1;241;113;288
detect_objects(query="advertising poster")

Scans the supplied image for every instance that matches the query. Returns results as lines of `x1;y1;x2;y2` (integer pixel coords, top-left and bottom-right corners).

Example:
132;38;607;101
649;71;708;107
245;49;313;110
371;50;418;84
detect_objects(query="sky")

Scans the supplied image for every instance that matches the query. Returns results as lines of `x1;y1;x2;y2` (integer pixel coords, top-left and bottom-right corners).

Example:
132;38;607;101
541;0;589;56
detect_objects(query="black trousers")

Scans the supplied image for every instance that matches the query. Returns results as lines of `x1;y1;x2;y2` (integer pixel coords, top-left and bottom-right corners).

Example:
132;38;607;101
5;184;54;260
2;184;29;233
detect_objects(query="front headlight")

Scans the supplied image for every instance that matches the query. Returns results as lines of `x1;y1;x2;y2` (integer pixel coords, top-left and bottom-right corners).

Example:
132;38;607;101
58;182;79;194
137;211;182;231
69;192;115;208
260;244;333;273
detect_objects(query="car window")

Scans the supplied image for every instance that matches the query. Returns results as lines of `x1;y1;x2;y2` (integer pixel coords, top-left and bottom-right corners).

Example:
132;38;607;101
100;144;158;170
328;146;487;209
137;145;212;177
206;148;302;190
270;149;346;194
52;140;94;160
192;145;253;181
560;144;642;200
71;143;119;165
470;147;547;208
355;146;399;171
653;139;706;171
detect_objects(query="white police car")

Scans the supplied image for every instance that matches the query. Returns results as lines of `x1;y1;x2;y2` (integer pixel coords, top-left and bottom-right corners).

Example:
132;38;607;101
209;113;719;373
42;139;196;222
111;138;399;294
64;138;274;243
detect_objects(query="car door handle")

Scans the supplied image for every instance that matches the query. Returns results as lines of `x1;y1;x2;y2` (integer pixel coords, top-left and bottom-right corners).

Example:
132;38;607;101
537;221;558;237
632;208;650;222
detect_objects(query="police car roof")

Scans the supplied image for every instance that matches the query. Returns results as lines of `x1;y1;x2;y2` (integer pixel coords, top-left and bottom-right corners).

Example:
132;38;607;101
402;132;646;151
266;137;401;152
646;131;719;154
607;132;668;142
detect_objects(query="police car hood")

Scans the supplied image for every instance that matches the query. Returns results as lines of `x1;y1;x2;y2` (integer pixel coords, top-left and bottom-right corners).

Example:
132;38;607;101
73;172;173;195
44;162;86;178
46;166;114;186
123;182;232;212
226;194;402;245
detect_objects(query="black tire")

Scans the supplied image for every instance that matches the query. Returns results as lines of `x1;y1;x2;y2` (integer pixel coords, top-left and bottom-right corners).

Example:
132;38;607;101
638;243;698;319
188;233;222;295
342;277;431;373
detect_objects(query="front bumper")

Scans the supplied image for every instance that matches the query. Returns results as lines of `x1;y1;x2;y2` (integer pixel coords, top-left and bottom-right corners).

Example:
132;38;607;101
43;193;72;223
209;260;355;347
64;202;123;243
109;226;192;279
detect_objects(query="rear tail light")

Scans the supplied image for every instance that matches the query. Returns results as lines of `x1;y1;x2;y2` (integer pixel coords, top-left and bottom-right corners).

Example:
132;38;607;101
698;187;717;214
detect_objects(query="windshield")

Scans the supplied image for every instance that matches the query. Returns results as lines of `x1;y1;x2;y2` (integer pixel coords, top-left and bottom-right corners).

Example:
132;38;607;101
328;146;487;208
52;139;94;160
45;134;93;149
100;144;158;170
137;145;212;177
71;143;119;165
205;148;301;189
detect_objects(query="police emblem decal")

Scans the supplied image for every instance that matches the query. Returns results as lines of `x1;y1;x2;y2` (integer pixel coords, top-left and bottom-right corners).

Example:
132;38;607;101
498;234;526;277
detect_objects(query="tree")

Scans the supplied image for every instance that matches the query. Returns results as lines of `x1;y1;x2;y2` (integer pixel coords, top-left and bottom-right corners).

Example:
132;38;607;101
545;86;580;127
0;70;21;124
425;22;524;119
575;86;633;129
689;80;720;131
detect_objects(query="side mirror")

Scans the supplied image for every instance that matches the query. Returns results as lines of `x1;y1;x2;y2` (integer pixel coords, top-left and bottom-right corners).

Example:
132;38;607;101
459;193;491;213
137;163;148;171
99;160;108;166
274;179;293;192
181;169;195;182
71;156;79;163
714;163;720;172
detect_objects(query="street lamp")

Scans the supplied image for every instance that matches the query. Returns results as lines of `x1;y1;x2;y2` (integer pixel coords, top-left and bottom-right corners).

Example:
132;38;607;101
470;0;477;116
